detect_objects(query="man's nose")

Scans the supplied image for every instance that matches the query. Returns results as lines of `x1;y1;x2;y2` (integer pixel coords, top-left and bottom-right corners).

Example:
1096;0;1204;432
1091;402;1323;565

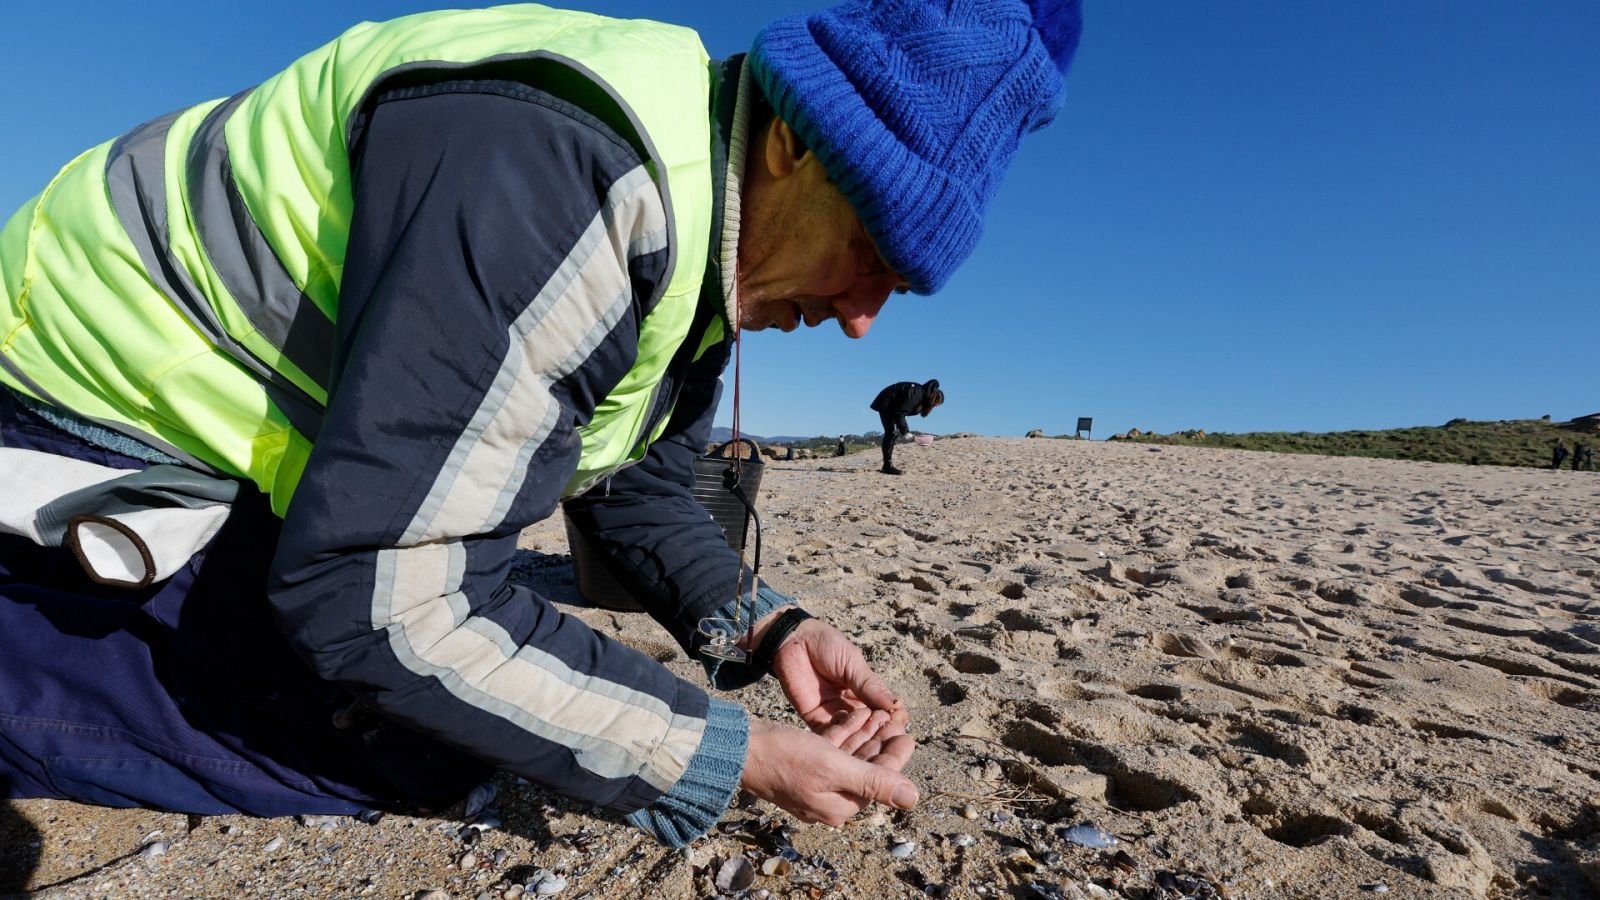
833;281;894;339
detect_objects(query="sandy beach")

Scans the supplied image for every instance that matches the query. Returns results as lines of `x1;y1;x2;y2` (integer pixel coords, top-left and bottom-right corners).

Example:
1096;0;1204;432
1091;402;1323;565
5;436;1598;899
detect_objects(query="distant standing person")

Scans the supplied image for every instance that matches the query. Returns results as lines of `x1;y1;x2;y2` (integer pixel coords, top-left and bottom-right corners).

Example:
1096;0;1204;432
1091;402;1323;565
870;379;945;475
1576;441;1590;471
1552;442;1569;470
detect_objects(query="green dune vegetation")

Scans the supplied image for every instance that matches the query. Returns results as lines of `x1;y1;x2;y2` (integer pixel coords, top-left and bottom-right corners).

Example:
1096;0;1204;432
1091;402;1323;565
1110;414;1599;469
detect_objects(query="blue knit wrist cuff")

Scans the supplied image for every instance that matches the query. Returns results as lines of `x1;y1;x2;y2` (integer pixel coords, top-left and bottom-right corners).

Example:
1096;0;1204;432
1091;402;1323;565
626;698;749;847
10;386;181;465
700;585;795;690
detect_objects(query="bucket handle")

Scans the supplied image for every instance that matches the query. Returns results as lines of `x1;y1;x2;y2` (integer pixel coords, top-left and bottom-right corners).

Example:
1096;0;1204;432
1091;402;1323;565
705;438;764;463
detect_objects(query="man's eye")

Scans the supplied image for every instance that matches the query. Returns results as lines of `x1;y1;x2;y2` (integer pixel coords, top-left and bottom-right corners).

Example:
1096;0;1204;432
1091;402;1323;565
858;247;888;277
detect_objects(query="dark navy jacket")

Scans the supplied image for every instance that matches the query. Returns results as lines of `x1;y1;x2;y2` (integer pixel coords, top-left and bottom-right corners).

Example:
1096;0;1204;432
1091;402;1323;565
0;60;779;848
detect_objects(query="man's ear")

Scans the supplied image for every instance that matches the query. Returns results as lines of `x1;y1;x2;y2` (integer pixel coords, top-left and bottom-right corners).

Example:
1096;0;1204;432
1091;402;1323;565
763;117;809;179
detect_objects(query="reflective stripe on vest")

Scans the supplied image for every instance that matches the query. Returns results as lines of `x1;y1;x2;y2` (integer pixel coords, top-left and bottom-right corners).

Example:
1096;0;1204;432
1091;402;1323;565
103;95;329;441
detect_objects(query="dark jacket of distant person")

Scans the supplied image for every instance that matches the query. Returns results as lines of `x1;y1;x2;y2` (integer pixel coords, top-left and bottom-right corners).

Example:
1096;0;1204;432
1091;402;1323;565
871;380;943;420
870;379;943;473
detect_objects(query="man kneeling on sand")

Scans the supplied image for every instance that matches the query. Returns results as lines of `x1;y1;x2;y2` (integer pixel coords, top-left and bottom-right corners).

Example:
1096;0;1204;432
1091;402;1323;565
0;1;1080;844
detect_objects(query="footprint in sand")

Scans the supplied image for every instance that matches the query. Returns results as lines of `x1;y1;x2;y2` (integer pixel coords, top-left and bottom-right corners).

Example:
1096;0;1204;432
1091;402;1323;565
951;651;1003;675
997;717;1200;812
920;666;968;706
1153;631;1220;659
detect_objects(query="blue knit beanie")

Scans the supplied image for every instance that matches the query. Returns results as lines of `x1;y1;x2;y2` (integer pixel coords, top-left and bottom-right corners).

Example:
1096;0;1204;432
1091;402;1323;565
749;0;1083;295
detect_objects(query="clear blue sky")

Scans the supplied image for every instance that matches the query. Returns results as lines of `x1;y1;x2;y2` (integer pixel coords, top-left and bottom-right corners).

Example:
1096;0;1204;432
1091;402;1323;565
3;2;1595;439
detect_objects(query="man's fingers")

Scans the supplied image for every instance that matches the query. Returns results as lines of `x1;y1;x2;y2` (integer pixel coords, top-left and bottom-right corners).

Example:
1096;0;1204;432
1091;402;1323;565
868;704;907;741
887;699;911;730
850;756;919;810
796;700;863;734
819;706;872;747
824;641;899;712
850;669;903;716
869;734;917;773
797;706;835;730
743;722;922;829
850;735;886;761
836;709;889;755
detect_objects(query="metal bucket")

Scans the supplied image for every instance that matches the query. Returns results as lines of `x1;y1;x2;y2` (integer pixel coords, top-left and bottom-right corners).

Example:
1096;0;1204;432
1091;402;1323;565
565;439;764;611
563;511;642;611
690;439;764;554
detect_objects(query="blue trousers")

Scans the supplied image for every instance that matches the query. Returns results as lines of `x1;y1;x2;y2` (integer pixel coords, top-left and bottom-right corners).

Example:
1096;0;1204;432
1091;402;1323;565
0;392;488;816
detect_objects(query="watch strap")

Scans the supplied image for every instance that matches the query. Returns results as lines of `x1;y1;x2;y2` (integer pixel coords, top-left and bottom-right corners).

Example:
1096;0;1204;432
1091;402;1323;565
752;607;814;675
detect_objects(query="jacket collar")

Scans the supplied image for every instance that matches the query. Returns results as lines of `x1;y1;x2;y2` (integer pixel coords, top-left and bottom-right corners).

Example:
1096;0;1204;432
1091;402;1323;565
707;54;753;332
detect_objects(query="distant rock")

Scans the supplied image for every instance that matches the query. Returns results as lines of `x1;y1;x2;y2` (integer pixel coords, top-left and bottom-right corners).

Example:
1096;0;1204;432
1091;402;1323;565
1025;429;1044;438
1127;428;1143;438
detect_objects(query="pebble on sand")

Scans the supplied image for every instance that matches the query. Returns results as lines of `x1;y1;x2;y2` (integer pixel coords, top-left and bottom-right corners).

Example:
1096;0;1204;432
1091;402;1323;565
263;836;285;853
532;872;568;895
1060;824;1118;849
889;841;917;859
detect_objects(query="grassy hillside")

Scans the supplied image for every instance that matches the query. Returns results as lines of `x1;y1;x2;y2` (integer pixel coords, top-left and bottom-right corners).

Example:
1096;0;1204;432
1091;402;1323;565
1118;417;1597;469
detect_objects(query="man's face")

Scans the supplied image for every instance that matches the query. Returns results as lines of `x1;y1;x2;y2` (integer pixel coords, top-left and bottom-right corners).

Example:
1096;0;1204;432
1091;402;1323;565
737;118;908;339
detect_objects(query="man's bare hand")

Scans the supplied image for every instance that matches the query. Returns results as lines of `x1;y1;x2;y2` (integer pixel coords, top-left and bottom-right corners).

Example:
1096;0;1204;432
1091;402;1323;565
739;718;917;826
764;616;910;753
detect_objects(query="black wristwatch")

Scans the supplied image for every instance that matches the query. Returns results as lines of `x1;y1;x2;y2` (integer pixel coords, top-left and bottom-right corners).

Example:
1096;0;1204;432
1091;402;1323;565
751;607;814;675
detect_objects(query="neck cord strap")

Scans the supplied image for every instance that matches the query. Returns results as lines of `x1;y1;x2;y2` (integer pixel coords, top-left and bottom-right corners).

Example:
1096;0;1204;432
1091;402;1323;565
730;270;753;631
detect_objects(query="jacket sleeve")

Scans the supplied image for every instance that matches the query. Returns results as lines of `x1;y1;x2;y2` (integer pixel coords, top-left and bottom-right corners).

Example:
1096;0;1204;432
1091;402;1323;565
561;336;796;691
265;80;744;846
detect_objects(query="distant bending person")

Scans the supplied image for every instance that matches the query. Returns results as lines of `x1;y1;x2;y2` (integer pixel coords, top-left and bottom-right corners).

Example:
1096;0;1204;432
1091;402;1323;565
870;379;945;475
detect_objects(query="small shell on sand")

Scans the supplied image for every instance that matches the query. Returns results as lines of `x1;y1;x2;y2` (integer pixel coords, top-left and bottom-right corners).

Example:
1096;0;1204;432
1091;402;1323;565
1061;825;1117;849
